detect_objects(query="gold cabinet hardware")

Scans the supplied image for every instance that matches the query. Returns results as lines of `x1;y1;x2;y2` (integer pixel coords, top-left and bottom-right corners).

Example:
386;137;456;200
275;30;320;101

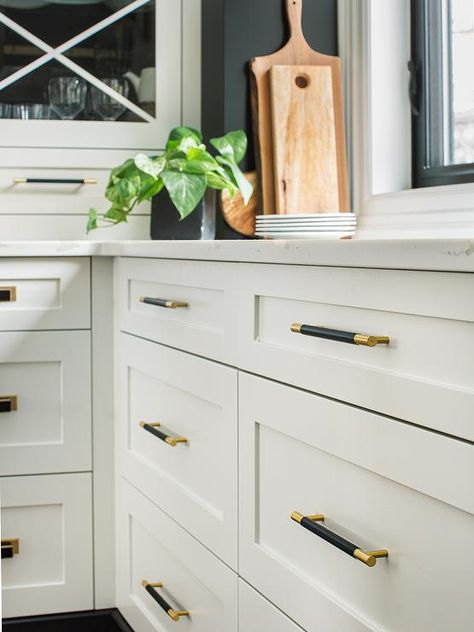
291;512;389;567
291;323;390;347
1;538;20;559
0;395;18;413
140;297;189;309
140;422;188;447
142;580;189;622
0;286;17;302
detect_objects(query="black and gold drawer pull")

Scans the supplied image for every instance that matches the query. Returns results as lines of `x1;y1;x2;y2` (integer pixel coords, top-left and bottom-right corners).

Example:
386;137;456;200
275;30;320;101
140;422;188;447
0;395;18;413
291;324;390;348
13;177;97;185
291;512;389;568
142;580;189;622
0;286;17;302
1;539;20;560
140;297;189;309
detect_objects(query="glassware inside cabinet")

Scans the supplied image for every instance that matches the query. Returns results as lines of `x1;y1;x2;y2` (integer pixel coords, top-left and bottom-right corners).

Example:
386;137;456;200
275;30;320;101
0;0;156;122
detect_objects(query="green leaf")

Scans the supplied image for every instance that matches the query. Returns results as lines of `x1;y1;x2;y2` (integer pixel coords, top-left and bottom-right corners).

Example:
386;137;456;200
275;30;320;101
104;206;129;223
161;170;207;219
166;127;203;152
87;208;98;233
216;156;253;204
135;154;166;179
206;171;237;193
210;130;247;163
137;177;164;203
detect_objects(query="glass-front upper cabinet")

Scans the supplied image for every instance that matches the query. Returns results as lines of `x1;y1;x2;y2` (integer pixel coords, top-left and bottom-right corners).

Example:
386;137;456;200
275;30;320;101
0;0;184;149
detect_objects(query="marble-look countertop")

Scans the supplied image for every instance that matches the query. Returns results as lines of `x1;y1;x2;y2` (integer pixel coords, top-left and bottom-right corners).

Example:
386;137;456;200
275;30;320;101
0;238;472;271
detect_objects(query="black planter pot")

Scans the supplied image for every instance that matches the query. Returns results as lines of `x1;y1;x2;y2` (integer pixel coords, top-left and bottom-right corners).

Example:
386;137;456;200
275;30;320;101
150;189;248;240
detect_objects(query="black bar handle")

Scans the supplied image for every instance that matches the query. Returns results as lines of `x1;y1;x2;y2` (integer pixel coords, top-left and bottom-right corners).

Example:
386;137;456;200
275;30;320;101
0;286;16;302
142;580;189;622
291;323;389;348
1;539;19;559
140;296;189;309
140;422;188;447
0;395;18;413
291;512;388;567
13;177;97;185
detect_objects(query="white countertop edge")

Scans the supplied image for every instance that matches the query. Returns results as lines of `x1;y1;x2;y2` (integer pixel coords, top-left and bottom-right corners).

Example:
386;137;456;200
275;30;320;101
0;238;472;271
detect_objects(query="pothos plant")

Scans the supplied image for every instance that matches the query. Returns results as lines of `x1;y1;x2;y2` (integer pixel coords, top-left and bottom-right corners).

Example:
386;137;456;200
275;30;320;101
87;126;253;232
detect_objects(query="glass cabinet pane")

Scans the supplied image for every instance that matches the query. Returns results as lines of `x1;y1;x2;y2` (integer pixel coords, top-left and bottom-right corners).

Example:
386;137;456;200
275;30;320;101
0;0;155;122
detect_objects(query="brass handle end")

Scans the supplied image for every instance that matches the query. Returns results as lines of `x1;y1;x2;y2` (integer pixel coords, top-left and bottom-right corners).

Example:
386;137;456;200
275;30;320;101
354;548;389;567
165;436;188;447
83;178;98;185
354;334;390;347
166;301;189;309
169;609;189;622
290;511;304;523
290;323;302;333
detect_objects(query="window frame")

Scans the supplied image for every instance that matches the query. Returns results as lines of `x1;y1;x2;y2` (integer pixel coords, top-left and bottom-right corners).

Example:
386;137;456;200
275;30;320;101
338;0;474;239
412;0;474;188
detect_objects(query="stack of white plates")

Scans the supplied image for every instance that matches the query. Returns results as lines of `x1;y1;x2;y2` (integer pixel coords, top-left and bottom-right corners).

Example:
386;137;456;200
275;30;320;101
255;213;357;240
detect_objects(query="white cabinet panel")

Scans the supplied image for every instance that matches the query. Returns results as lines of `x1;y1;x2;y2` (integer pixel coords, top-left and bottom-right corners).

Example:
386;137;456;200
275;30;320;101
0;258;90;331
239;581;304;632
116;258;239;363
117;333;238;568
1;473;93;618
0;331;91;475
116;478;238;632
237;264;474;440
239;373;474;632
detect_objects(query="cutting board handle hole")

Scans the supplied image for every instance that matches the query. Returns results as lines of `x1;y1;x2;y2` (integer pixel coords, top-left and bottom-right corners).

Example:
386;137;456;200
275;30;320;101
295;75;310;89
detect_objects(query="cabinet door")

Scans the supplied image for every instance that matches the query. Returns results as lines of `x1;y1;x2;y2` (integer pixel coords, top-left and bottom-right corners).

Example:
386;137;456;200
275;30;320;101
239;581;304;632
116;478;238;632
0;0;197;150
1;473;93;618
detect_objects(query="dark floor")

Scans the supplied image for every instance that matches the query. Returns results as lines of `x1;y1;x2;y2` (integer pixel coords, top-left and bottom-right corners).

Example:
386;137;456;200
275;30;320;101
2;610;134;632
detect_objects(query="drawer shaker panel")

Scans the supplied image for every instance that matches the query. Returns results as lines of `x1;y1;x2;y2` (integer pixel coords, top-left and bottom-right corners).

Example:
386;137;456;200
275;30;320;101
238;264;474;440
0;473;93;618
0;168;118;216
117;334;238;568
0;258;90;331
239;581;304;632
116;479;238;632
239;373;474;632
0;331;92;476
116;258;238;362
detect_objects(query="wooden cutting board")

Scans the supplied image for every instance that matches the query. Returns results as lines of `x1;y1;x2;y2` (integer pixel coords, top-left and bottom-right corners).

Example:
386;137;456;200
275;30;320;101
250;0;349;214
270;64;340;214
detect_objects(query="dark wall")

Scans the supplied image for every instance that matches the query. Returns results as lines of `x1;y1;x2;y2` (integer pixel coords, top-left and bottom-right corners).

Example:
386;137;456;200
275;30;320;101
202;0;339;172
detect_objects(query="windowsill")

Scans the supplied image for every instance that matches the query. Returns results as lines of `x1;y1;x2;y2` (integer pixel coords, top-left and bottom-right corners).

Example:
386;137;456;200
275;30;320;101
357;181;474;239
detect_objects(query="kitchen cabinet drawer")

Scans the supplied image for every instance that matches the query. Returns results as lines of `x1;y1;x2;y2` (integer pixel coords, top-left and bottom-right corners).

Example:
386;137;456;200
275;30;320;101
0;258;90;330
1;473;93;618
0;331;91;476
239;581;304;632
239;373;474;632
117;334;238;568
0;168;119;216
238;264;474;440
116;478;238;632
116;258;238;363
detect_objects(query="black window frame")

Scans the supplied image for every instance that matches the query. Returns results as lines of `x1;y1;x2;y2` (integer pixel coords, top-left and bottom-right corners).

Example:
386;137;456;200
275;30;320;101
412;0;474;187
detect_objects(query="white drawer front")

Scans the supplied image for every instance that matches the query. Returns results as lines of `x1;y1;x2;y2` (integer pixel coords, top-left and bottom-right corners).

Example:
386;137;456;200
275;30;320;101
238;264;474;440
117;334;238;568
0;331;91;476
116;478;238;632
0;167;150;216
239;373;474;632
116;258;238;363
0;258;90;330
1;473;93;618
239;581;304;632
